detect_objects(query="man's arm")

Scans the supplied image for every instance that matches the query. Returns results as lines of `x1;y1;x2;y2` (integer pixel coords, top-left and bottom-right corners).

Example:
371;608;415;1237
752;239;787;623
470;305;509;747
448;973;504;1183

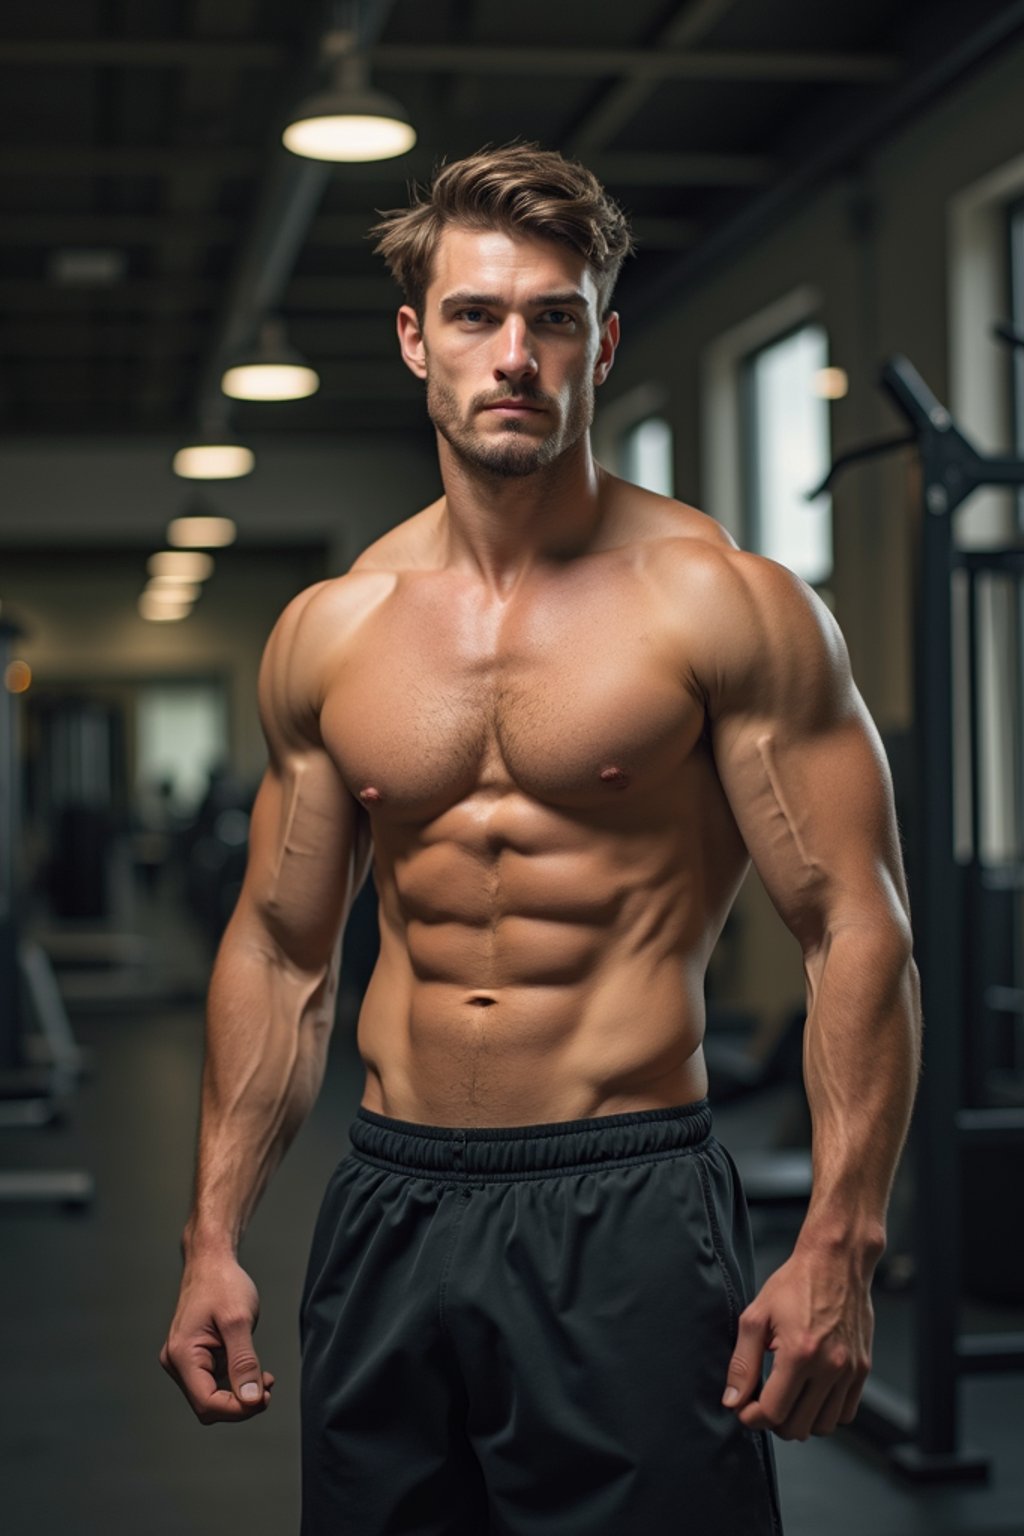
701;550;922;1440
160;581;372;1424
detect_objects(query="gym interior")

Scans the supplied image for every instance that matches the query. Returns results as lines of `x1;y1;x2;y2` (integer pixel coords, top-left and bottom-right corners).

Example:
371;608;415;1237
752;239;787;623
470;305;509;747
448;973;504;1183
2;3;1024;1532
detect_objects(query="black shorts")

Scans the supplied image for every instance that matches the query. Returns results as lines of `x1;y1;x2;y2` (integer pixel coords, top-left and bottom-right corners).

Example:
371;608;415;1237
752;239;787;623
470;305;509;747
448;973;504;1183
300;1098;784;1535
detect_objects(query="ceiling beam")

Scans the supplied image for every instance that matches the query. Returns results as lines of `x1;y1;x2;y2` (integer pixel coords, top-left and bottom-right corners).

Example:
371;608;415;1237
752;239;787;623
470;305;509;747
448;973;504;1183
0;212;700;250
0;148;259;175
2;316;399;358
0;214;240;244
0;277;399;310
629;0;1024;326
592;153;773;185
0;37;900;83
9;366;417;402
370;45;900;83
0;146;765;186
0;39;286;66
569;0;739;153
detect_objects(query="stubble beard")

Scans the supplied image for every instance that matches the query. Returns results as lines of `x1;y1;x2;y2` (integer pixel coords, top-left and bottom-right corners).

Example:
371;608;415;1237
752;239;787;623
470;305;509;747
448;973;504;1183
426;373;595;480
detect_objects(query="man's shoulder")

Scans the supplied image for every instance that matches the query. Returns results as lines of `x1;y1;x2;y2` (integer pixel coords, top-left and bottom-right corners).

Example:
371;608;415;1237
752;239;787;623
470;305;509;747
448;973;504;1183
267;566;396;655
636;512;844;706
635;494;785;610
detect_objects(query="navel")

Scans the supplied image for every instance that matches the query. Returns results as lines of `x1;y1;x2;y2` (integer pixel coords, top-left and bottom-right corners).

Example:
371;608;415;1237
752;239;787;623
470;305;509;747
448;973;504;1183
599;765;630;789
358;786;382;804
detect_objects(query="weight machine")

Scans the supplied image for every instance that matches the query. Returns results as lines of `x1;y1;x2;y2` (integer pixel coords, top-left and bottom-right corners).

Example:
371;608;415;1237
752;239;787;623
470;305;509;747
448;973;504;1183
810;339;1024;1479
0;617;94;1210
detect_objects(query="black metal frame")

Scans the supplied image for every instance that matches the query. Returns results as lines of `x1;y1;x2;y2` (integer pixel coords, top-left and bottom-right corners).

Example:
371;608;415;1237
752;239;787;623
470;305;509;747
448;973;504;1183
0;620;94;1210
813;354;1024;1480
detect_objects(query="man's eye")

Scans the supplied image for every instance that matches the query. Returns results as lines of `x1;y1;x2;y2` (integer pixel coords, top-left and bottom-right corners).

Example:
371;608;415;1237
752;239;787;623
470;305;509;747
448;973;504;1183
458;309;488;323
541;310;574;326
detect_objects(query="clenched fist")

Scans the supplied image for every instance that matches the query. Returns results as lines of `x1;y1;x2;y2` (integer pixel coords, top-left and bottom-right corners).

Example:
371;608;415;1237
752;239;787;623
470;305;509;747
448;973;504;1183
160;1255;275;1424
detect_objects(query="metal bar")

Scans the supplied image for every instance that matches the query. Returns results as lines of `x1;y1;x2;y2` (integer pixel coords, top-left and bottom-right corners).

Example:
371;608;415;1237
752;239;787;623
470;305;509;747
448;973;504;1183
955;1104;1024;1139
910;441;965;1457
967;570;981;864
960;548;1024;571
980;864;1024;889
963;571;989;1105
957;1333;1024;1372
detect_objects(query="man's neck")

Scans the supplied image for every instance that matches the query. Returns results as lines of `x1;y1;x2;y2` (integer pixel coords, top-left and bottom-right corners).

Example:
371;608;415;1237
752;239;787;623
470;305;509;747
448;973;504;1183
435;434;607;596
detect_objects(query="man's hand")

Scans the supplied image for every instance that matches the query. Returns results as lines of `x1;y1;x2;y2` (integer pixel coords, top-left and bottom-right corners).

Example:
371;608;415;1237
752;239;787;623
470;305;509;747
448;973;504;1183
160;1255;275;1424
720;1239;877;1441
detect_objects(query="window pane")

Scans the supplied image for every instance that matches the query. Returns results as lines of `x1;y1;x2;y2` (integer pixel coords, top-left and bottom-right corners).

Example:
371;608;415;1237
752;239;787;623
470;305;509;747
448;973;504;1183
1010;196;1024;531
135;683;228;814
621;416;673;497
745;324;833;583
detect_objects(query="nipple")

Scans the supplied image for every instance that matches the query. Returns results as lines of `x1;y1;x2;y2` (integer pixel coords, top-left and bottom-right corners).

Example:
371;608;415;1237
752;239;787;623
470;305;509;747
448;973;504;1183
358;786;382;804
599;765;630;789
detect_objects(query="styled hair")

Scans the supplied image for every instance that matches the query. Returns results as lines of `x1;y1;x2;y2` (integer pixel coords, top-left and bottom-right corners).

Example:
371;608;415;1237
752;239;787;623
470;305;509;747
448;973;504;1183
369;142;634;320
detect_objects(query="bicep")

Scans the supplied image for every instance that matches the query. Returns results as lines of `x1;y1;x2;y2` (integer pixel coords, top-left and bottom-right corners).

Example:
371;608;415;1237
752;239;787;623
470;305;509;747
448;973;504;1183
230;586;372;973
705;563;911;955
711;701;910;954
235;749;371;974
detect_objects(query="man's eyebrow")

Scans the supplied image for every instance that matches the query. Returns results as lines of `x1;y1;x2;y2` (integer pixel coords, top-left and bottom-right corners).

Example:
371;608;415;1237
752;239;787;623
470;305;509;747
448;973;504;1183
438;292;503;311
438;290;590;311
532;291;589;308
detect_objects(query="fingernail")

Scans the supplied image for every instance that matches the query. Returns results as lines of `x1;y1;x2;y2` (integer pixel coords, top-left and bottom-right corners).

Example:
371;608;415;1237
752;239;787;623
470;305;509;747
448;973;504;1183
723;1387;739;1406
240;1383;261;1402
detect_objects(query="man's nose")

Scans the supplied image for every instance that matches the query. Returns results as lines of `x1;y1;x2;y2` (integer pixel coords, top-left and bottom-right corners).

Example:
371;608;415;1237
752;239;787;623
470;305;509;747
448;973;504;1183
494;317;538;384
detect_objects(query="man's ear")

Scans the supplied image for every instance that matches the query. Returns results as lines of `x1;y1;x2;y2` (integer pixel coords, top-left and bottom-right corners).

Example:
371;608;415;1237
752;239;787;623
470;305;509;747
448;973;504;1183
594;311;620;387
397;305;428;380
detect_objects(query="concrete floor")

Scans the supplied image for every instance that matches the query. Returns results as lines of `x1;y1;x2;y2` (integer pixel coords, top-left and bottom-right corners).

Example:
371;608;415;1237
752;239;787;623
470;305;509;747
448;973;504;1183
2;903;1023;1535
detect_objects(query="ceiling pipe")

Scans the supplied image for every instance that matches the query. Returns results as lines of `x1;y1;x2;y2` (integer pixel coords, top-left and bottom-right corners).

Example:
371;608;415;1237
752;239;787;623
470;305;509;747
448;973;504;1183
191;0;400;429
629;0;1024;326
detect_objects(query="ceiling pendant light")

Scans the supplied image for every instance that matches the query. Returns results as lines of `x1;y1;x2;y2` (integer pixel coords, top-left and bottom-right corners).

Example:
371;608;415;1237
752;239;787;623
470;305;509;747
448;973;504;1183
172;441;254;479
283;43;416;164
147;550;215;582
168;512;237;549
173;406;254;480
221;317;320;402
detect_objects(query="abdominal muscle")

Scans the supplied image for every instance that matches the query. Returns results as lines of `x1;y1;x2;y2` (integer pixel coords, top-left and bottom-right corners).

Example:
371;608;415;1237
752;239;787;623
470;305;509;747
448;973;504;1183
354;801;725;1128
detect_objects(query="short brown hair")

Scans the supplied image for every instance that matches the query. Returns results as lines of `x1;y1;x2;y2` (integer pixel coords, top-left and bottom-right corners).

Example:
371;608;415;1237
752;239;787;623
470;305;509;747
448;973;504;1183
370;142;634;319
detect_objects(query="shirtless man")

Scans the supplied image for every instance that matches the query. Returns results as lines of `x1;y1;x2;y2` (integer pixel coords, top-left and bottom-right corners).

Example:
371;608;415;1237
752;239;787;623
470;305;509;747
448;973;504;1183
161;145;922;1534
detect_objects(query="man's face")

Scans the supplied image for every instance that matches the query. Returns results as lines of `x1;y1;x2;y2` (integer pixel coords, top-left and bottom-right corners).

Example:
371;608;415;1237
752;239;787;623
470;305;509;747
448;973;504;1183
397;226;618;478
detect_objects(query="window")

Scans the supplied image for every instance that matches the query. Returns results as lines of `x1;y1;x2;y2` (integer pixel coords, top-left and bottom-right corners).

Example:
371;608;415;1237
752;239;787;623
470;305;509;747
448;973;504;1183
135;681;228;814
620;415;673;497
742;323;833;584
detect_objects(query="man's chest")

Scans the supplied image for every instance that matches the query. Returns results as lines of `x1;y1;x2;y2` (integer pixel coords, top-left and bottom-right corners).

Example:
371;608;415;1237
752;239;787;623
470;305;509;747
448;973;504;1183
318;568;707;818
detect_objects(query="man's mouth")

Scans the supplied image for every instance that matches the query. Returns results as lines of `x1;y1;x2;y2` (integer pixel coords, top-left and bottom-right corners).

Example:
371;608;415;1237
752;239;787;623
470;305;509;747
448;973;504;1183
481;399;545;413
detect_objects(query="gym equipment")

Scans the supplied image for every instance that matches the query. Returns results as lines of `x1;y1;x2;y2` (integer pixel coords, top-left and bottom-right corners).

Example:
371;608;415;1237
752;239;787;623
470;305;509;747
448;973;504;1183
0;617;94;1210
810;341;1024;1481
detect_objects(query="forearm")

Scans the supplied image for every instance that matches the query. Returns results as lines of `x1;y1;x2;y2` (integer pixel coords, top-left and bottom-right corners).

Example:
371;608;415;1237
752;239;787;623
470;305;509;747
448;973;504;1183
796;920;922;1260
183;919;340;1261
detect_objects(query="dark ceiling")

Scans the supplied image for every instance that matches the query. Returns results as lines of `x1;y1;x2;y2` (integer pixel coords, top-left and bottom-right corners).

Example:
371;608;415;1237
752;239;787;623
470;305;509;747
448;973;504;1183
2;0;1022;439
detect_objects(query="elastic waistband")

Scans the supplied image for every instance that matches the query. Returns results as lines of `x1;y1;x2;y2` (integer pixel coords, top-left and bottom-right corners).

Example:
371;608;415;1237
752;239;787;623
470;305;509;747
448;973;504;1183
348;1098;713;1183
